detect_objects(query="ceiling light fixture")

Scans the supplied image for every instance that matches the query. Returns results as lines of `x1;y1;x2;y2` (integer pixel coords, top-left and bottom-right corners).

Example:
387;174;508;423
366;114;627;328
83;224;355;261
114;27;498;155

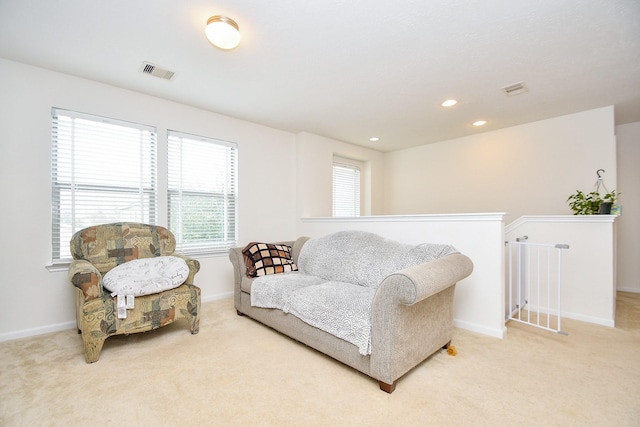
441;99;458;107
205;15;241;50
472;120;487;127
369;137;380;142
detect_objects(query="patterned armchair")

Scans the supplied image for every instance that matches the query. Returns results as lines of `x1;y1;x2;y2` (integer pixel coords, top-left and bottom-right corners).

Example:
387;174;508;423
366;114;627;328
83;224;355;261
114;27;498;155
68;222;201;363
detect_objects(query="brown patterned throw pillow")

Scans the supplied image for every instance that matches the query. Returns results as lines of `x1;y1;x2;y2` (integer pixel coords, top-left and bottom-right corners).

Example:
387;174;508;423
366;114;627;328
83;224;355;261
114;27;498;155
242;242;298;277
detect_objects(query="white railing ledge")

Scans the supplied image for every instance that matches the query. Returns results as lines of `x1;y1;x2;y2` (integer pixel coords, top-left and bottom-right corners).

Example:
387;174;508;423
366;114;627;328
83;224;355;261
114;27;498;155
506;214;618;234
302;213;507;223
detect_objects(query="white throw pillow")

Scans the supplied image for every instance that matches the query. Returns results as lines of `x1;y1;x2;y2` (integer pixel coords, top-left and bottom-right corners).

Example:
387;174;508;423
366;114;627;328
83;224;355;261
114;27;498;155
103;256;189;297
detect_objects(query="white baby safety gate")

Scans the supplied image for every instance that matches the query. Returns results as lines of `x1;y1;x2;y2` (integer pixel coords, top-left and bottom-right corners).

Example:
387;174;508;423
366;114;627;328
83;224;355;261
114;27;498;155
506;236;569;335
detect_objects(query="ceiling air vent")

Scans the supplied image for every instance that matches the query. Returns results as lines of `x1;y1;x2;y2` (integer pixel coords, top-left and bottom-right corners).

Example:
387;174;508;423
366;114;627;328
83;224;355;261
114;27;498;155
501;81;527;96
140;61;175;81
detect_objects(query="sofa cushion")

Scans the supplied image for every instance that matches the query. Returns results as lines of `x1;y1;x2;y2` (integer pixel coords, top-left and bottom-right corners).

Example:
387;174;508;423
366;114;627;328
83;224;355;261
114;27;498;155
242;242;298;277
102;256;189;296
297;230;459;288
286;281;376;355
250;272;326;308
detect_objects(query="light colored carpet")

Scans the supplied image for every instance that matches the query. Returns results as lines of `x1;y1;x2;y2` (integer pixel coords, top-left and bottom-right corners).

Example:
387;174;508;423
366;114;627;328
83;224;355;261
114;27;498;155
1;292;639;427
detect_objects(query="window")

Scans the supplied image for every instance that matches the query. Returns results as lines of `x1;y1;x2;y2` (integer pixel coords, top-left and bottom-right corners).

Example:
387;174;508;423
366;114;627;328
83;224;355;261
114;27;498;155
51;108;157;263
332;158;361;217
167;130;238;255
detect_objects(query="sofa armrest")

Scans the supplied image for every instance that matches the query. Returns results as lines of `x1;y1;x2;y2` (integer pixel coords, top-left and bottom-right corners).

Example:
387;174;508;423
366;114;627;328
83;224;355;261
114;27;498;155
229;239;302;313
369;253;473;384
291;236;310;264
228;247;245;289
174;255;200;285
383;253;474;305
68;260;104;302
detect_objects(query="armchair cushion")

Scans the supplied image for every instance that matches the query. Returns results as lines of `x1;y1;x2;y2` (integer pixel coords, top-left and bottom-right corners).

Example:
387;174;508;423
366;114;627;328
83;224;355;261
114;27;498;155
102;256;189;296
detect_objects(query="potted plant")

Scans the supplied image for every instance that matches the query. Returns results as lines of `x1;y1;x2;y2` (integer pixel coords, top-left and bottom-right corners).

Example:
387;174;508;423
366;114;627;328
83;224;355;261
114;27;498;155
598;190;618;214
567;190;602;215
567;189;618;215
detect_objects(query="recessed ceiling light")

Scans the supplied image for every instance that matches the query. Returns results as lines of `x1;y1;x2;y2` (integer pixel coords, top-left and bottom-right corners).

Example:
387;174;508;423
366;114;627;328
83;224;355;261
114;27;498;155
369;137;380;142
441;99;458;107
472;120;487;127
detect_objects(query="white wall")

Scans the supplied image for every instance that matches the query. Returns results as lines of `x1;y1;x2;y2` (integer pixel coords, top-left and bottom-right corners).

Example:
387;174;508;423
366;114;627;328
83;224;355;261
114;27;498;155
382;107;617;224
615;122;640;293
0;59;298;339
299;214;508;338
296;132;385;218
506;216;617;327
1;56;633;342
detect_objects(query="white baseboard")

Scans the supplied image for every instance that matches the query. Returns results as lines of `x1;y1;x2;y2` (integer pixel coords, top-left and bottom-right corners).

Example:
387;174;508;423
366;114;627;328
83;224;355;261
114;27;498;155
0;320;77;343
617;287;640;294
561;311;615;327
202;291;234;303
0;291;236;343
506;303;616;328
454;318;505;339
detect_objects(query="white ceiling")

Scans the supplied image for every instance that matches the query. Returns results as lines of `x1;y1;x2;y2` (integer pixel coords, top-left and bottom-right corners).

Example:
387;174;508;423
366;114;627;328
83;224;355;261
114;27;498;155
1;0;639;152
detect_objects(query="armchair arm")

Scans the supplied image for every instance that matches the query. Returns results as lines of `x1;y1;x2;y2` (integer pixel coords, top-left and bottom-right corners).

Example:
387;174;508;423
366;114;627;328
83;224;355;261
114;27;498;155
68;260;104;302
174;255;200;285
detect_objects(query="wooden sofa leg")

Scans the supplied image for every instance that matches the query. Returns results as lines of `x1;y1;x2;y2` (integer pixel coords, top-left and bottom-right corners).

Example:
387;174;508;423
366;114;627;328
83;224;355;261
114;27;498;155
379;381;396;394
236;310;244;316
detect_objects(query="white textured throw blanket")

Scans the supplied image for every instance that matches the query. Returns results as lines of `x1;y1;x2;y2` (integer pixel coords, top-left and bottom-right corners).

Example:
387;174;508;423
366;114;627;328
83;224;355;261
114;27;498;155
251;273;376;355
251;231;459;355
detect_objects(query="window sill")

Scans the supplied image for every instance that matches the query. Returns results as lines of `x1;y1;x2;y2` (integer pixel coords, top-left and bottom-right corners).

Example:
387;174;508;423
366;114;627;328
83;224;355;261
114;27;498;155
46;262;70;272
46;249;229;272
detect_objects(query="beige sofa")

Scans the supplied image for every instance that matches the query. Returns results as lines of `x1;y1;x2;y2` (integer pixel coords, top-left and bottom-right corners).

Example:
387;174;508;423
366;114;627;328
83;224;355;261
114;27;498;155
228;231;473;393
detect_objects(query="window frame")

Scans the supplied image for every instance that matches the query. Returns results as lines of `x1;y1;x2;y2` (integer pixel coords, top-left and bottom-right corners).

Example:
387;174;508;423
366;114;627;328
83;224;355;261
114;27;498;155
50;107;158;266
167;129;238;256
332;156;363;217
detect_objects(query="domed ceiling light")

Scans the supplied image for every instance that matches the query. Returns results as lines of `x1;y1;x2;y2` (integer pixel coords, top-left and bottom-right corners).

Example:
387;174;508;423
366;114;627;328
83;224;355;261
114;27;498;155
205;16;241;50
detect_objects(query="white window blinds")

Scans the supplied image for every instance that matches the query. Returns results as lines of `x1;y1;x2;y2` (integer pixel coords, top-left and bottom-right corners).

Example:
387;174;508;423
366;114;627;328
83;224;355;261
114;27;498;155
167;130;238;255
332;160;361;217
51;108;157;263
